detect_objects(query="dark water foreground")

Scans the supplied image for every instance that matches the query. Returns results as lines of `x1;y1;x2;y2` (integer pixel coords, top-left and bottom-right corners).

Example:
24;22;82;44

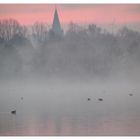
0;81;140;136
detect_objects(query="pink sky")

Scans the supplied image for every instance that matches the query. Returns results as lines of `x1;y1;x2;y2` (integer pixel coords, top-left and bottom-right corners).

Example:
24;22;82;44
0;4;140;26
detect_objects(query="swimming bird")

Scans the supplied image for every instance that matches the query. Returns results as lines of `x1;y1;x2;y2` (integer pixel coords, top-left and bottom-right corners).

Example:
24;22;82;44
98;98;103;101
129;93;133;96
11;110;16;114
87;98;91;101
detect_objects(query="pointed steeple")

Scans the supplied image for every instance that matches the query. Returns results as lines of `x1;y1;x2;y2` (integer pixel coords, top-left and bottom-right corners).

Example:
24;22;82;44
52;8;63;36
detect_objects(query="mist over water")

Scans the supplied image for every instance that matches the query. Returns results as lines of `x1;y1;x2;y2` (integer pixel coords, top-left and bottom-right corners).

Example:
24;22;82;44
0;19;140;135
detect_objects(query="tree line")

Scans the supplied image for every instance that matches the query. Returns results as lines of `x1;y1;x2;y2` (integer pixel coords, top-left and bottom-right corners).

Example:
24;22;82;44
0;19;140;80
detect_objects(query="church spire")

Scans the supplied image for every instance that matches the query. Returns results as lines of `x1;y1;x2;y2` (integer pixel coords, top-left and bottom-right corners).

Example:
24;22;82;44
52;8;63;36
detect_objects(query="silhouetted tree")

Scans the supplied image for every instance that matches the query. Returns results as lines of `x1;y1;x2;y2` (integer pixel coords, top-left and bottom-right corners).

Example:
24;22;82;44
0;19;25;41
32;22;48;43
88;24;101;35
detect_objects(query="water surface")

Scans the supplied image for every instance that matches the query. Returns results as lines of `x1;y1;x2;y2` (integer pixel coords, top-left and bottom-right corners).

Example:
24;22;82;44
0;81;140;136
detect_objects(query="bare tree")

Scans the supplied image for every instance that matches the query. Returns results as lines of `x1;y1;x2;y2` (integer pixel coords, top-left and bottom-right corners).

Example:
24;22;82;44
0;19;25;41
87;24;101;36
32;22;48;42
67;22;83;33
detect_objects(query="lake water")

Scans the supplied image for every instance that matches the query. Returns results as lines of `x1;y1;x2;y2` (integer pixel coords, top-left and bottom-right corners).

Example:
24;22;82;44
0;81;140;136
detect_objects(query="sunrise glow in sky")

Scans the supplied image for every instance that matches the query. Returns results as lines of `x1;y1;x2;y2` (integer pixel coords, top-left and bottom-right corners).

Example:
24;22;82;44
0;4;140;27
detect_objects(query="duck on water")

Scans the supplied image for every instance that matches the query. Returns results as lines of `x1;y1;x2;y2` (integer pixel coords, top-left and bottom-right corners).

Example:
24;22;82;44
11;110;16;114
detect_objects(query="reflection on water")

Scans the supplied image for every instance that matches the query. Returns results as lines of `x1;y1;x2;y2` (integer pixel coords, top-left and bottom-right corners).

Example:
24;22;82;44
0;83;140;136
1;112;140;136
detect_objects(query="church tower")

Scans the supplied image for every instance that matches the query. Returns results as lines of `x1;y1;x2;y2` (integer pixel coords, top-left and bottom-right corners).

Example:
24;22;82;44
51;8;63;37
